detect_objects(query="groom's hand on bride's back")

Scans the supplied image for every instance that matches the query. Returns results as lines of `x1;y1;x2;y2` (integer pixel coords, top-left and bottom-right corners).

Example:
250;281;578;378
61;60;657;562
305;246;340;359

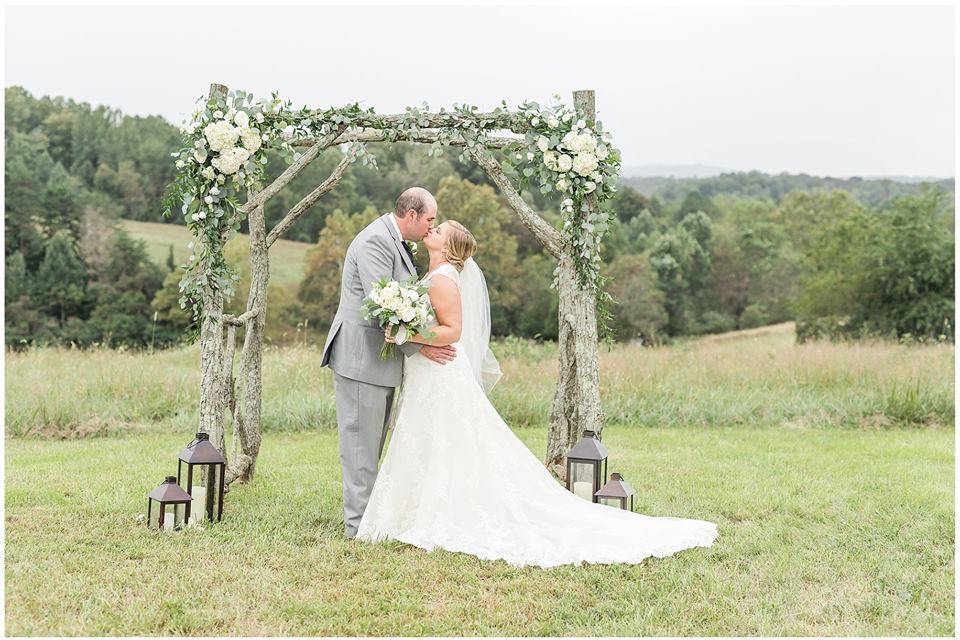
419;344;456;364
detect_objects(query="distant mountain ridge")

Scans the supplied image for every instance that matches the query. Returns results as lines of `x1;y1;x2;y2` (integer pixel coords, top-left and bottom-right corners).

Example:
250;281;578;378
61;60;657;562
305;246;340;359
620;170;955;207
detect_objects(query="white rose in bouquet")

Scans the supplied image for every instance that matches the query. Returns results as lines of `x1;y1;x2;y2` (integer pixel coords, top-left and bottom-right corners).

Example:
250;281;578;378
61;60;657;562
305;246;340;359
234;110;250;128
536;135;550;152
399;305;416;323
557;154;573;172
201;166;216;180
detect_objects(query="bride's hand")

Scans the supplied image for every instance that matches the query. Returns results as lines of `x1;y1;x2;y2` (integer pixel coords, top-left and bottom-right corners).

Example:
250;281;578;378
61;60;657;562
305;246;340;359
384;326;397;344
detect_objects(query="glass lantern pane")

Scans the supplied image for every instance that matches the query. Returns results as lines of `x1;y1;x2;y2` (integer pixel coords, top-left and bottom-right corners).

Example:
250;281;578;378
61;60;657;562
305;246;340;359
159;504;180;531
600;497;621;509
188;464;222;524
570;462;596;500
148;501;161;529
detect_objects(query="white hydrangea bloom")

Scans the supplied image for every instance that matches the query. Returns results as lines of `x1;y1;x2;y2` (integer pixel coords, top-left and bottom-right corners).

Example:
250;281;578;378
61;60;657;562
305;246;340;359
572;152;599;176
211;146;250;175
239;127;262;152
203;120;240;152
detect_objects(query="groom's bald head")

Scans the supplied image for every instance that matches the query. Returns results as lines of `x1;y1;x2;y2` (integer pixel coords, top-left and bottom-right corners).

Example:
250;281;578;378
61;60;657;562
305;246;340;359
394;186;438;241
395;187;437;220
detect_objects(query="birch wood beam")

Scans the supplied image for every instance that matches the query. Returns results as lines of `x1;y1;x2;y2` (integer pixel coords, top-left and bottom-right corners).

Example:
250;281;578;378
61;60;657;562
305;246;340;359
238;124;348;214
223;307;260;327
466;146;563;259
265;153;353;248
293;129;522;149
344;111;530;133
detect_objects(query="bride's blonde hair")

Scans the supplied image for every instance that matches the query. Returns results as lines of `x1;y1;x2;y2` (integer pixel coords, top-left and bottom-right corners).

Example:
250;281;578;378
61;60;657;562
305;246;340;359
442;220;477;271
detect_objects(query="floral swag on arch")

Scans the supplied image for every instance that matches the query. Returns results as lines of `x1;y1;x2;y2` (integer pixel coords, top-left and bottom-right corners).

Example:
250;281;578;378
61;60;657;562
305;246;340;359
163;90;621;327
162;85;621;486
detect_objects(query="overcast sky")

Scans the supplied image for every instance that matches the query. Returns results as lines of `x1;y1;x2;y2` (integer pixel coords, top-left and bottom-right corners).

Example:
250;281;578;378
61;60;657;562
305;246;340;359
4;3;955;177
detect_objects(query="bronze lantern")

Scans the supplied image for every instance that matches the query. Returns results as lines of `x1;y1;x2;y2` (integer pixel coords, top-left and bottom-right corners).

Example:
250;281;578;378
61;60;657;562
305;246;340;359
177;432;226;525
565;430;608;503
595;472;636;511
146;476;192;531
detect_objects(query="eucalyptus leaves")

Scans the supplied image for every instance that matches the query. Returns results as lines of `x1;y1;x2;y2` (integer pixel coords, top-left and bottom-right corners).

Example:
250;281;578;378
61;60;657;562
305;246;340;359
162;89;620;330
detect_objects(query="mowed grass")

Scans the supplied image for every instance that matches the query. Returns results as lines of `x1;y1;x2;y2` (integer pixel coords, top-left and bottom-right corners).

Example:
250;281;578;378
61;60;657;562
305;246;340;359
4;428;953;635
121;219;313;287
3;323;956;635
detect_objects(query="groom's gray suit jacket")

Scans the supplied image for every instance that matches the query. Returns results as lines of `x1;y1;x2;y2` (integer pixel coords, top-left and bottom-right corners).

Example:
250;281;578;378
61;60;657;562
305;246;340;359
321;212;421;384
320;212;421;538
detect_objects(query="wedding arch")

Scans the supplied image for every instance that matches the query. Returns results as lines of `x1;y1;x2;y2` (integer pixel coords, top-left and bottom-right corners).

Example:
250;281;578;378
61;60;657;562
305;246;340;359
163;83;622;487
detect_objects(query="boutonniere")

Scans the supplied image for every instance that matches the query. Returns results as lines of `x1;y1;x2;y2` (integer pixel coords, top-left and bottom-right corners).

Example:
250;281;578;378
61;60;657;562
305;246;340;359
404;240;418;255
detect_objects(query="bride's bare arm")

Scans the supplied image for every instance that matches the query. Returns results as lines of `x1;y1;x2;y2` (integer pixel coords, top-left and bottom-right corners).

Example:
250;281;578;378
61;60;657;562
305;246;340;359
387;274;461;347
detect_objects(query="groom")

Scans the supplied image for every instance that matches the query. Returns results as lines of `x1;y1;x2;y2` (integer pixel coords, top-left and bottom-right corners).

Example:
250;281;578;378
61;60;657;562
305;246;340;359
321;186;456;539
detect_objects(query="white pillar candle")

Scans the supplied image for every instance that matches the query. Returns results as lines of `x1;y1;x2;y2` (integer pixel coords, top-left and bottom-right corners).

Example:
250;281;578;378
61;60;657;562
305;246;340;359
573;481;594;501
162;513;175;530
191;485;207;521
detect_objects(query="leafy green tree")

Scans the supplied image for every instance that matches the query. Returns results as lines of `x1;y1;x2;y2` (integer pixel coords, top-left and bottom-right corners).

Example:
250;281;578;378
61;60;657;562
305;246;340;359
604;254;667;343
796;191;954;341
298;208;381;327
33;230;88;326
435;176;523;335
5;251;28;304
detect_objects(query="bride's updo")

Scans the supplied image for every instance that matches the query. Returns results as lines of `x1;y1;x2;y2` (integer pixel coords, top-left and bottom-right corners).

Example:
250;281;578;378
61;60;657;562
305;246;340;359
443;220;477;271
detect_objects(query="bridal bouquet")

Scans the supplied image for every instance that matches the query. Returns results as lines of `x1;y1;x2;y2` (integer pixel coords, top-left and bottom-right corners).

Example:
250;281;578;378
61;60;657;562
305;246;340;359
361;277;435;359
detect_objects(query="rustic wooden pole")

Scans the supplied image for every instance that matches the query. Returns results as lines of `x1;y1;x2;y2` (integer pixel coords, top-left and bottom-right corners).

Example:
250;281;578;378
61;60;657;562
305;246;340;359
227;193;269;484
197;82;230;449
543;89;604;477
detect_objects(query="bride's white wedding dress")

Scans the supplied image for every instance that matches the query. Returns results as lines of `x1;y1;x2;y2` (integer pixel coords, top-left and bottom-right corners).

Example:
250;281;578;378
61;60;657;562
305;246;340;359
356;263;718;568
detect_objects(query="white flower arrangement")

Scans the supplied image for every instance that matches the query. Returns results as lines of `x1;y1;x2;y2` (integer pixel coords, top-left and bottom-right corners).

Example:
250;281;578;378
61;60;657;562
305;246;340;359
512;96;622;295
361;277;435;359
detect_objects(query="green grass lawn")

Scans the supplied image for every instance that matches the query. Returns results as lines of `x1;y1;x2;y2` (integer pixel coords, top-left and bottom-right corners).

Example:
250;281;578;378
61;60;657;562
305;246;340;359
4;427;953;636
4;324;955;635
121;219;313;287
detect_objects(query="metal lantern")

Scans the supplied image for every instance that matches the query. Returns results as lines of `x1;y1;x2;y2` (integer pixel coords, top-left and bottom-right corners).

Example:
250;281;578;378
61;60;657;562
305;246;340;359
595;472;636;511
147;476;192;531
565;430;608;503
177;432;226;525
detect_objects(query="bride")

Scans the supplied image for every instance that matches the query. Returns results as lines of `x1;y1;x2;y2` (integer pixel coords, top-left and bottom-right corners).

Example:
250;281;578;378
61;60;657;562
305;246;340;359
355;220;718;568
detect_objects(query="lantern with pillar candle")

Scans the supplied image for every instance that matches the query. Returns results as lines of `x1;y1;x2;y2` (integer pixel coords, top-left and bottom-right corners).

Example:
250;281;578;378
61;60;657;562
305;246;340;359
146;476;192;531
564;430;608;503
595;472;636;511
177;432;226;525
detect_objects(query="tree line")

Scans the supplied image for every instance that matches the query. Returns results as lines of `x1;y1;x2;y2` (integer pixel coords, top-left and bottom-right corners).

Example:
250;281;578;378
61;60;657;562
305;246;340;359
5;86;954;349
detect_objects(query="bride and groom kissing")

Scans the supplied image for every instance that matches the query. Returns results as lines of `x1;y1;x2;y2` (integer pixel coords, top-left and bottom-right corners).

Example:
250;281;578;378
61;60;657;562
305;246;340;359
320;186;718;569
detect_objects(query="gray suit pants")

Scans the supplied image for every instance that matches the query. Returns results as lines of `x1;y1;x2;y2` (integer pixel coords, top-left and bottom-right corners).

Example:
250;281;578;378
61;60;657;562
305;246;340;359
333;371;395;538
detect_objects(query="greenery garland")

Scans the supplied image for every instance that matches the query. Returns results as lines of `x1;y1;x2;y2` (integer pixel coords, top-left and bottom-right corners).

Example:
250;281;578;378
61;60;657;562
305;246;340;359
162;90;621;331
